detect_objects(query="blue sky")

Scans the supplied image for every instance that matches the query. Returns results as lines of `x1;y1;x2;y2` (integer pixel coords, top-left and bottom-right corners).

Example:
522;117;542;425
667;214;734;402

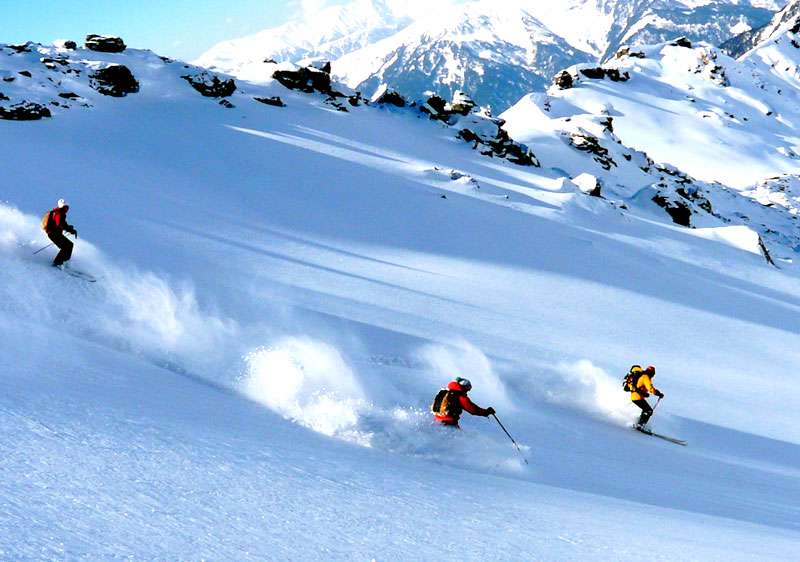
0;0;344;60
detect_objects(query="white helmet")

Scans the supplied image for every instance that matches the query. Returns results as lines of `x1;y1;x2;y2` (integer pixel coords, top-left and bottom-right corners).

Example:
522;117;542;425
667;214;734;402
57;198;67;208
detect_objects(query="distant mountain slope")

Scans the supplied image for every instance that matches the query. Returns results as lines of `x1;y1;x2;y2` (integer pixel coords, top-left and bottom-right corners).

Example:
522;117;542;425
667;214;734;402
196;0;784;111
722;0;800;57
332;3;592;111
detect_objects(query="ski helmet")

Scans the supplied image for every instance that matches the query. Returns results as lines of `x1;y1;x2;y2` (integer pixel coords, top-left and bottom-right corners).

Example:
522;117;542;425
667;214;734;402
455;377;472;391
57;198;67;208
645;365;656;376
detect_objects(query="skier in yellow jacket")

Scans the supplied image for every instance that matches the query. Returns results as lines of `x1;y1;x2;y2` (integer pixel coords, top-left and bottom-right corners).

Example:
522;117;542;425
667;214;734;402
627;365;664;429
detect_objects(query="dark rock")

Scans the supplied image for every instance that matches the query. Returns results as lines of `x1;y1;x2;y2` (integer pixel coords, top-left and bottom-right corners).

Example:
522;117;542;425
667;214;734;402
273;66;336;96
553;70;574;89
652;194;692;227
41;57;69;70
0;92;7;101
676;186;712;213
423;95;448;115
263;58;278;64
18;71;32;78
254;95;286;107
670;37;693;49
606;68;630;82
374;88;406;107
580;67;606;80
0;101;52;120
449;91;476;115
58;92;80;100
579;67;630;82
159;56;173;63
615;46;645;59
63;40;77;50
6;42;33;54
325;97;349;112
90;64;139;97
569;133;616;170
181;71;236;97
85;34;127;53
347;92;364;107
2;76;14;82
218;99;235;108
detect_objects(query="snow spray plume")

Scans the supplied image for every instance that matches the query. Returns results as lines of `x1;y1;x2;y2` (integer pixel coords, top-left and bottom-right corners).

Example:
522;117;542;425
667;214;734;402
418;339;513;412
242;337;371;445
546;360;636;426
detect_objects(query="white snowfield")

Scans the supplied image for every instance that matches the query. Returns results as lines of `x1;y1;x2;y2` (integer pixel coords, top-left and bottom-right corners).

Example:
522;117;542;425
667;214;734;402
1;40;800;560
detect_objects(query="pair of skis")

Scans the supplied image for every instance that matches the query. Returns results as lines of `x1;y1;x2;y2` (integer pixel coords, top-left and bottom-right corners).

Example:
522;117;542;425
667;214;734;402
57;266;98;283
634;426;687;446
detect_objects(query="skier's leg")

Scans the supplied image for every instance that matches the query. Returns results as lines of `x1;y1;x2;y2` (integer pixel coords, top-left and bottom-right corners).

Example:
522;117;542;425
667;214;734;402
49;232;72;266
633;399;653;426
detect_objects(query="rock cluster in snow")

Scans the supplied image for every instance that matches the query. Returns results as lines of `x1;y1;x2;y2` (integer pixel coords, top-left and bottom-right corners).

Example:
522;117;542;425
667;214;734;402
90;64;140;97
85;35;127;53
181;70;236;98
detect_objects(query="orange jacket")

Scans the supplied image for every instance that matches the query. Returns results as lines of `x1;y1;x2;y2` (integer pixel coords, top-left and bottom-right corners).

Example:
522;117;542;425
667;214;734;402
630;374;659;401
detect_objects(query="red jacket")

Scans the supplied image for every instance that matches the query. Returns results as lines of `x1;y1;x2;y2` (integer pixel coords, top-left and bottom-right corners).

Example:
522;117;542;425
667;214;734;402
46;207;74;235
434;381;492;426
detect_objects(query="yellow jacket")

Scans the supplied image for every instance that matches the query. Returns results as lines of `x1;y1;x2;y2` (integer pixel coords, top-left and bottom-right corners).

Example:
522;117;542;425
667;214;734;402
631;374;658;401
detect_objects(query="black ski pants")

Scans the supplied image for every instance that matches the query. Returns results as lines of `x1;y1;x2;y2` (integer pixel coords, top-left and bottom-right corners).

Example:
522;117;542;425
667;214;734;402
47;230;73;266
633;399;653;426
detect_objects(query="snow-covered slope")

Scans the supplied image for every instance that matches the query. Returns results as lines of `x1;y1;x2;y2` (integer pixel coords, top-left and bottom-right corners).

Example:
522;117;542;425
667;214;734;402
197;0;783;111
502;28;800;214
3;39;800;559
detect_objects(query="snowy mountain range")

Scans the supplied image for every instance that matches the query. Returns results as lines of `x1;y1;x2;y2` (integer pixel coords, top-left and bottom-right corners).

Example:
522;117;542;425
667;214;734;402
4;4;800;559
197;0;787;110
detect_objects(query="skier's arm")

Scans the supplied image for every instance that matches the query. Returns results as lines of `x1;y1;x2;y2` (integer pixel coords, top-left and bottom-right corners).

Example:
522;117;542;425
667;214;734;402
459;394;492;417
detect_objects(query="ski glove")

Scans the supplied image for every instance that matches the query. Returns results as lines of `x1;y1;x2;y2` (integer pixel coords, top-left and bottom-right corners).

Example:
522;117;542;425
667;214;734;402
655;391;664;398
485;407;496;416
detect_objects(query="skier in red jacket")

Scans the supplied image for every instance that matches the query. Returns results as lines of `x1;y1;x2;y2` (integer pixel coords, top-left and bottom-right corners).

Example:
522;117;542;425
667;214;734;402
43;199;78;267
432;377;495;427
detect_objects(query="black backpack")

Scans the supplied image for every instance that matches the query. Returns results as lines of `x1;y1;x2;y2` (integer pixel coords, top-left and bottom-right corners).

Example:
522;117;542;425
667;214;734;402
431;389;463;417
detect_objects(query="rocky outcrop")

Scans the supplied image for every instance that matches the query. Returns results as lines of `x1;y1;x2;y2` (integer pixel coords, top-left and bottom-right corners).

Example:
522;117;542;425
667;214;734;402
273;66;336;95
0;101;51;120
254;96;286;107
553;70;574;90
421;92;479;123
90;64;140;97
448;91;476;115
85;35;127;53
652;192;693;227
41;57;69;71
670;37;693;49
614;46;645;59
695;49;729;87
457;114;539;166
579;67;630;82
5;43;33;54
373;86;407;107
181;71;236;98
568;132;617;170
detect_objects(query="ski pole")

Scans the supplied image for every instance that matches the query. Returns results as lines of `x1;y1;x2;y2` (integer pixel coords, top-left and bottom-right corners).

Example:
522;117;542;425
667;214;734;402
32;242;54;255
492;414;529;465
